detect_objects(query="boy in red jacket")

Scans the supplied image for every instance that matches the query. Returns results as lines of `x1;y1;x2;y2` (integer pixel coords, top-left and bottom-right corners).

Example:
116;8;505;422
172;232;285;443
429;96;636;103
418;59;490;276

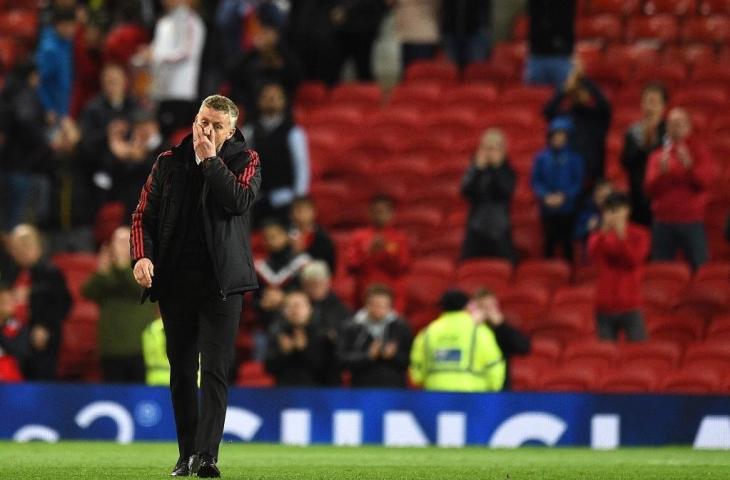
346;195;412;312
588;192;650;342
644;108;715;270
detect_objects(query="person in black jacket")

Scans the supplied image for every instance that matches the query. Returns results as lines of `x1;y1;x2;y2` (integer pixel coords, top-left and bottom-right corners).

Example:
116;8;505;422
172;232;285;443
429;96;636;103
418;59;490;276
525;0;575;87
621;82;668;227
130;95;261;478
265;290;326;386
338;284;412;388
6;224;71;380
290;196;336;272
468;288;530;391
442;0;491;69
461;128;516;262
543;61;611;189
300;260;352;385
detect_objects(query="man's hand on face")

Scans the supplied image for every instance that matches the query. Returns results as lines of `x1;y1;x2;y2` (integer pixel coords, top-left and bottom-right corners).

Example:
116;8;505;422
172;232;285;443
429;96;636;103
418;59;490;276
193;122;216;160
133;258;154;288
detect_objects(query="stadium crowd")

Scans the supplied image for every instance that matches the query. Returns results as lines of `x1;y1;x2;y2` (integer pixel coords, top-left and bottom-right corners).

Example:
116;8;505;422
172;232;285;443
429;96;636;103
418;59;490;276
1;0;729;393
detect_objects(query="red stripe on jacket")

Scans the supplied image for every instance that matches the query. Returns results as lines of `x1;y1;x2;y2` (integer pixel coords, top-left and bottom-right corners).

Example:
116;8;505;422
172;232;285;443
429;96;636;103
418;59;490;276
131;151;170;261
238;149;260;188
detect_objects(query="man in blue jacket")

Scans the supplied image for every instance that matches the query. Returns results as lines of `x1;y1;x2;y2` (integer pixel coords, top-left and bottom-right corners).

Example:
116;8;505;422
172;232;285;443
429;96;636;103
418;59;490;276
35;7;76;124
531;116;584;261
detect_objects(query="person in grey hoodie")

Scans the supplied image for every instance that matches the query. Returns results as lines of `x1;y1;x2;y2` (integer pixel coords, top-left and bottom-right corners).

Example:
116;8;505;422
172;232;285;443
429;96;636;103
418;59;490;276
338;284;412;388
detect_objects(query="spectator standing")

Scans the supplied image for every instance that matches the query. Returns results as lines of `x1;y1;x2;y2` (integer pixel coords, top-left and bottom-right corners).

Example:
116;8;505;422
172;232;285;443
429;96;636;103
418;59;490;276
82;226;156;383
245;83;310;224
441;0;490;69
410;290;504;392
329;0;390;83
6;225;72;380
467;288;530;391
36;7;77;126
621;83;668;227
588;193;650;341
288;0;339;83
0;62;53;231
339;284;412;388
525;0;575;87
644;108;715;270
140;0;206;137
461;128;516;262
300;261;351;385
0;283;28;381
573;179;613;245
290;196;336;273
265;291;326;386
532;116;584;261
346;195;412;312
543;61;611;187
394;0;440;70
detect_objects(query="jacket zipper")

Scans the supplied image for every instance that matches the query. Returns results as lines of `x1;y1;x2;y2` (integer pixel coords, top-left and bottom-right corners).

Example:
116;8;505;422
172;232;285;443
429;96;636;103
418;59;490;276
201;181;227;301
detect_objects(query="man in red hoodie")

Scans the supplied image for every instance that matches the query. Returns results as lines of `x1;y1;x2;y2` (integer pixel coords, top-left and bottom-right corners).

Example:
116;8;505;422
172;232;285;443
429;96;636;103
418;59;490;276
644;108;715;270
346;195;412;312
588;192;650;342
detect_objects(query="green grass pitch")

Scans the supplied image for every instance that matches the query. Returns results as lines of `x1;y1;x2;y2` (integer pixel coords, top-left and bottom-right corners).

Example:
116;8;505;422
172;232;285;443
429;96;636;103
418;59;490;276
2;442;729;479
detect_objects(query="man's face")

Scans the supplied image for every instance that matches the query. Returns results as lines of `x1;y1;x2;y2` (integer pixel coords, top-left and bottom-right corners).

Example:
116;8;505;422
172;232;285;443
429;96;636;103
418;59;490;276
258;85;286;116
263;225;289;253
284;293;312;327
291;202;315;227
550;130;568;150
474;295;498;314
366;294;392;321
478;135;505;165
370;201;393;228
0;291;13;319
603;205;630;228
56;20;76;40
594;183;613;206
641;90;666;120
196;106;235;152
9;228;42;269
667;108;691;141
101;66;127;101
303;277;330;301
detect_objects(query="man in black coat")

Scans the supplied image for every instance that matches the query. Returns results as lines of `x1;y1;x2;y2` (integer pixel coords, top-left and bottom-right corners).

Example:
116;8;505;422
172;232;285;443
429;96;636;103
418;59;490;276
6;224;71;380
130;95;261;478
338;284;412;388
461;128;516;262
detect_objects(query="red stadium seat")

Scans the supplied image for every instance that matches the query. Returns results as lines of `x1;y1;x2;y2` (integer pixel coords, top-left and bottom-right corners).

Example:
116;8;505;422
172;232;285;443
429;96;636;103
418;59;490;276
682;15;730;44
682;341;730;371
647;315;705;345
444;84;499;111
295;82;328;110
365;107;423;138
663;44;716;69
389;83;442;110
0;9;38;41
424;110;479;143
463;62;519;85
562;339;619;372
660;368;722;394
499;86;554;107
67;302;100;324
633;64;687;88
484;108;539;131
604;44;661;70
0;38;16;71
698;0;730;15
330;82;383;108
529;337;562;364
237;361;274;387
641;262;691;311
406;273;450;312
499;285;551;331
694;262;730;283
707;315;730;341
584;63;629;91
404;60;459;86
540;364;600;392
512;224;543;260
409;257;456;278
619;340;682;373
515;259;571;291
552;285;596;311
643;0;696;16
394;208;443;238
599;369;660;393
511;359;543;391
673;88;729;112
456;259;513;285
692;64;730;83
679;279;730;320
587;0;640;16
626;15;680;44
532;305;594;345
577;14;623;43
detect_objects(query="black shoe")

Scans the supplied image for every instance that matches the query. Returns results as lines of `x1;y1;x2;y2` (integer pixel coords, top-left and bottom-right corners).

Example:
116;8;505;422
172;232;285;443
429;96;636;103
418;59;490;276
171;455;199;477
196;454;220;478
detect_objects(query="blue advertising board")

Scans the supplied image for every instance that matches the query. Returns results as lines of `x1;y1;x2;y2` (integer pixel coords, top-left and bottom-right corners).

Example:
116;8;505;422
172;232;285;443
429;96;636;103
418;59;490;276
1;383;729;449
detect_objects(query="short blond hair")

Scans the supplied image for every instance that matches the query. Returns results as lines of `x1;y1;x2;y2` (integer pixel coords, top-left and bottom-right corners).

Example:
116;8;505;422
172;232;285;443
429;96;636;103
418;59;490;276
200;95;239;128
300;260;331;282
480;128;507;149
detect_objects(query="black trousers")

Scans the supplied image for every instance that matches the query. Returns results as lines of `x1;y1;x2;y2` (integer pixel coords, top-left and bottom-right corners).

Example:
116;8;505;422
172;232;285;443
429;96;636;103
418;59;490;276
542;214;575;262
101;355;146;383
158;268;242;460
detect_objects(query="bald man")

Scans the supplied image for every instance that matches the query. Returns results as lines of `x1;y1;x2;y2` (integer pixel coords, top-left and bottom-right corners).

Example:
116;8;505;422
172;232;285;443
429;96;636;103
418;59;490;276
644;108;715;270
6;224;71;380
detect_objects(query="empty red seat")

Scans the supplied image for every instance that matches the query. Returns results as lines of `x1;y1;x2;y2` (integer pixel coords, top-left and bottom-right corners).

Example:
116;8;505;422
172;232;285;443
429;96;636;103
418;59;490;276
679;279;730;320
500;285;550;330
511;359;543;391
237;361;274;387
528;337;562;364
394;208;443;238
626;15;679;44
707;314;730;341
692;64;730;83
416;232;463;259
539;364;600;392
577;14;623;43
682;340;730;371
562;339;619;372
532;305;594;344
599;369;660;393
424;110;479;142
633;64;687;88
463;62;518;85
587;0;640;15
304;106;364;129
620;340;682;373
330;82;382;108
0;9;38;41
660;368;722;394
68;302;100;324
641;261;691;310
515;259;571;291
52;252;98;273
673;88;729;111
406;273;451;313
551;285;596;310
643;0;696;16
694;262;730;283
456;259;513;285
682;15;730;44
698;0;730;15
499;86;554;107
647;315;705;345
444;84;499;111
389;83;442;110
663;44;716;69
404;60;459;86
409;257;456;279
61;321;98;356
295;82;328;109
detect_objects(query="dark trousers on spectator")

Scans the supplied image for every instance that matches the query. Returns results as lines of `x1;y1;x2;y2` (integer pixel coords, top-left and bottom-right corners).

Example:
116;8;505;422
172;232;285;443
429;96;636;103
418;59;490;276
331;31;378;83
158;267;242;461
597;310;647;342
401;43;437;71
101;355;146;383
542;214;575;262
651;222;709;270
157;100;197;140
461;230;515;263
